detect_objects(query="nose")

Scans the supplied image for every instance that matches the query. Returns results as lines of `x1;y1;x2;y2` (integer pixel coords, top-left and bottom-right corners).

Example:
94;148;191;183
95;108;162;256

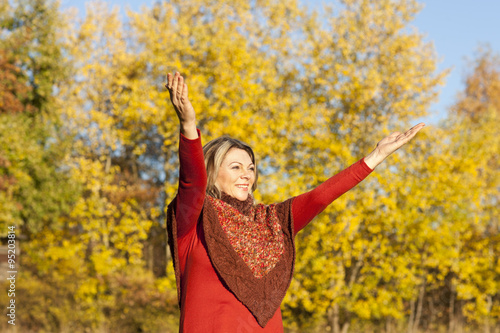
241;170;251;179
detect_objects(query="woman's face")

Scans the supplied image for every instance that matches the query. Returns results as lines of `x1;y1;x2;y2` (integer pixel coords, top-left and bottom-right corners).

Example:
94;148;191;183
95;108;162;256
216;148;256;201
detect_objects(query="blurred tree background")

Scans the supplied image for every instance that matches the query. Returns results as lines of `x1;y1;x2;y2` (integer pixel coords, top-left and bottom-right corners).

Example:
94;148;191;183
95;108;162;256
0;0;498;332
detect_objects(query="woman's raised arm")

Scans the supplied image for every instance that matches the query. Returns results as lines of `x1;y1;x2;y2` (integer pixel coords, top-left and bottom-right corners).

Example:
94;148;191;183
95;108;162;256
166;72;198;140
166;72;207;238
292;123;425;234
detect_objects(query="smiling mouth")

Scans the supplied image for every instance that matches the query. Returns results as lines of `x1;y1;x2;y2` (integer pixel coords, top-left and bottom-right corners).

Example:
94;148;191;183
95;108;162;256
236;185;249;190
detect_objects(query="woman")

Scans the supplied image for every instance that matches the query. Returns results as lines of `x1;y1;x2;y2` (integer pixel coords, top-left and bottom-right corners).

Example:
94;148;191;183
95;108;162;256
165;72;425;332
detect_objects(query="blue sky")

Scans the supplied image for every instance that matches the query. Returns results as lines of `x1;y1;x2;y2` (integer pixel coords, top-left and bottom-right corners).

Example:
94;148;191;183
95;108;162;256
413;1;500;123
60;0;500;124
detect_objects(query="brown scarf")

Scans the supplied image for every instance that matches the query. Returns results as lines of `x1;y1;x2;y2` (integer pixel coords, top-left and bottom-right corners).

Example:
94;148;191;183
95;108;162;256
166;193;295;328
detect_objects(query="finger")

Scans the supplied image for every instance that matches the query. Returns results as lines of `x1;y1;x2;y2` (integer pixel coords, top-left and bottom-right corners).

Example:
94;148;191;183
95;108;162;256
398;123;425;145
405;123;425;138
182;83;189;101
177;75;184;97
171;72;179;97
408;122;425;133
166;73;172;90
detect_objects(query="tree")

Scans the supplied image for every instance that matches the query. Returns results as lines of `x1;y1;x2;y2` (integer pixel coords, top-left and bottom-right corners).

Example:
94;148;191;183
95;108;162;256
19;2;174;330
279;0;445;331
128;0;445;331
3;0;471;331
444;48;500;333
0;50;33;114
0;0;78;237
452;47;500;122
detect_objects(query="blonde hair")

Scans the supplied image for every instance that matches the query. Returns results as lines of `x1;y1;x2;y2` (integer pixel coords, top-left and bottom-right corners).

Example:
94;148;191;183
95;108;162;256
203;136;258;199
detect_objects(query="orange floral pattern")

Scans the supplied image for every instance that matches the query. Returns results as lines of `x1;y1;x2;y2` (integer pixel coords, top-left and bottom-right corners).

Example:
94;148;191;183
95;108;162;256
207;196;285;278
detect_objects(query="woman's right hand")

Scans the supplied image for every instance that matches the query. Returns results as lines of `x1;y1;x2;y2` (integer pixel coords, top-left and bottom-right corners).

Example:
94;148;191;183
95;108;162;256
166;72;198;139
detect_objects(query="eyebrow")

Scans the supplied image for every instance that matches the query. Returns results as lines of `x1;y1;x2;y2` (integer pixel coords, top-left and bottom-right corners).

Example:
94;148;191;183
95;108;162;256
228;161;254;167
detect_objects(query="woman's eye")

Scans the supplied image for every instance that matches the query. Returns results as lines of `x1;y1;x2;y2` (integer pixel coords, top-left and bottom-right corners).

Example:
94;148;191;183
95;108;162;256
232;166;239;170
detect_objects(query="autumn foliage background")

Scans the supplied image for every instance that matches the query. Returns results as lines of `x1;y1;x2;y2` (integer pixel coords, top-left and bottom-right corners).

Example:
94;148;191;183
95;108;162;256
0;0;498;332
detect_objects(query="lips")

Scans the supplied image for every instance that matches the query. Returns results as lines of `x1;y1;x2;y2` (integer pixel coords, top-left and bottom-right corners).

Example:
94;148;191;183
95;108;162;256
236;184;249;190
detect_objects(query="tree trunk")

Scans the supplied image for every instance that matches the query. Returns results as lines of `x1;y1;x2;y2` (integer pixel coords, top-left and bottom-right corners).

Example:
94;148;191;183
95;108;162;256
429;293;436;330
484;295;492;333
341;322;350;333
449;283;455;333
455;300;464;333
413;278;426;332
408;299;416;333
385;317;390;333
329;303;340;333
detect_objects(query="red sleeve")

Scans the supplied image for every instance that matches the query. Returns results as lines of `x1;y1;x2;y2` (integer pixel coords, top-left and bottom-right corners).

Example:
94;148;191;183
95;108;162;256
175;129;207;238
292;158;373;234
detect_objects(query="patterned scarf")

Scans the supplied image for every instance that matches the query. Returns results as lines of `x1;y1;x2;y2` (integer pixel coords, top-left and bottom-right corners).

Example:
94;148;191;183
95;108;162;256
167;193;296;327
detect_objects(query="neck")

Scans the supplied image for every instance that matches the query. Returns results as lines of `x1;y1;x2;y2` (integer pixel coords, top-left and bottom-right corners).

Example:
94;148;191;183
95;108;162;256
220;192;253;216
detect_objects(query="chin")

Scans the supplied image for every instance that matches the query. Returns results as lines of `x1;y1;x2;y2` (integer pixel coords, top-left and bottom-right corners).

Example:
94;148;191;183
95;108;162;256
234;193;249;201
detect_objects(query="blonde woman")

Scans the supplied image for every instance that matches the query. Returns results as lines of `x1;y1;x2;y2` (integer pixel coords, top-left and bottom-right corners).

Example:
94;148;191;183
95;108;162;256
165;72;425;332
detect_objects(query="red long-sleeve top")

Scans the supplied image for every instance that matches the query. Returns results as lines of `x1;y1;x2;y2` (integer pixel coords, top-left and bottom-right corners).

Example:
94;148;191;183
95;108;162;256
174;131;372;332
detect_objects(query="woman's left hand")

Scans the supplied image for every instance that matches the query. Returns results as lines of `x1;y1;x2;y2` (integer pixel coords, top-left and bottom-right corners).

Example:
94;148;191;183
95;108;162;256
364;123;425;169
